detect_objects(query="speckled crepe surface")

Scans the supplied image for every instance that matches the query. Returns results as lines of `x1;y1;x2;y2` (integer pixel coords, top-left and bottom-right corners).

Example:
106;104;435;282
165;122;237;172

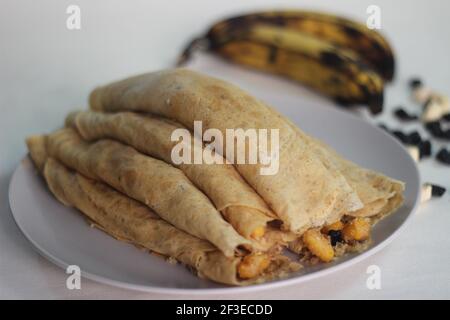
44;128;251;258
66;110;275;241
309;137;405;219
269;108;404;220
26;135;299;285
89;68;363;233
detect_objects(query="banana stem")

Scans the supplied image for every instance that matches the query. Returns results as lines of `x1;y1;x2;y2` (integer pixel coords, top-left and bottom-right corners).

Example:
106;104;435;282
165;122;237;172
177;37;210;66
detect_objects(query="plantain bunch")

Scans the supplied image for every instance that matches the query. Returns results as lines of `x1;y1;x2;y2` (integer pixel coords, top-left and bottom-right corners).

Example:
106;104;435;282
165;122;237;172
178;10;395;114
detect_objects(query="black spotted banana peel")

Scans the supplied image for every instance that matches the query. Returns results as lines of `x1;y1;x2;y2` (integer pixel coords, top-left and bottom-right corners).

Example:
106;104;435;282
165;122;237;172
178;22;385;114
207;11;395;81
179;10;395;81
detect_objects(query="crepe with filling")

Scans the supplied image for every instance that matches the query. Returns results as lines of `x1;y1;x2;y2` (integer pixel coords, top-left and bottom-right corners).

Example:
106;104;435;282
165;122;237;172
310;137;404;220
25;135;300;285
89;68;362;233
65;110;280;242
271;111;404;221
43;127;251;257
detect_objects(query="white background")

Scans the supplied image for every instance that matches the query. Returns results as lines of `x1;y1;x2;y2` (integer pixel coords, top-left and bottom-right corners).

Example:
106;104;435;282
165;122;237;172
1;0;449;299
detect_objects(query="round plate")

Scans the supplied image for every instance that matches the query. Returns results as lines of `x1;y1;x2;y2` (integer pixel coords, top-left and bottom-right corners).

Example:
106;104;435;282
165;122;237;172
9;96;420;294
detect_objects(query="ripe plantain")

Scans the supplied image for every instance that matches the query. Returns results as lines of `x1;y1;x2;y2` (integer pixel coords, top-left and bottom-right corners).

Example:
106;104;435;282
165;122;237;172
178;10;394;114
205;11;395;81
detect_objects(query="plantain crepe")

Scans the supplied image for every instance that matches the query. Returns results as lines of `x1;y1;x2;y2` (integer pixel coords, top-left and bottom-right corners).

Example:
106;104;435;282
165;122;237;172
26;135;299;285
64;110;290;247
89;68;365;233
25;68;405;286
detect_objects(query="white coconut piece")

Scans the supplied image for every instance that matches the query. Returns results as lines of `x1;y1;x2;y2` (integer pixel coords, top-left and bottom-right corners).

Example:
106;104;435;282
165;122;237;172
436;95;449;114
422;94;450;122
407;145;420;162
422;100;443;122
413;87;432;104
421;183;432;203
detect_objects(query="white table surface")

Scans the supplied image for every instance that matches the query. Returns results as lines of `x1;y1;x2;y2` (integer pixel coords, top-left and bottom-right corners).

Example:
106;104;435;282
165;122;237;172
1;0;449;299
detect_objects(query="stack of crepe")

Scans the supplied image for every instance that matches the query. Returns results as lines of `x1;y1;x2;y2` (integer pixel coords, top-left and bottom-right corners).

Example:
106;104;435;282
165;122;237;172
26;69;404;285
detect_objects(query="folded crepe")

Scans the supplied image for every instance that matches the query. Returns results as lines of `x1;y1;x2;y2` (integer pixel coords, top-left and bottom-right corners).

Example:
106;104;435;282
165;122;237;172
23;68;406;285
89;68;362;233
43;127;252;258
65;110;285;243
310;137;404;220
25;135;299;285
271;110;404;221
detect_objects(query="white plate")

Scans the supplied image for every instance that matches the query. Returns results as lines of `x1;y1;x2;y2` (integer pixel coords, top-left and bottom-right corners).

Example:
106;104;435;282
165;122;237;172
8;93;420;295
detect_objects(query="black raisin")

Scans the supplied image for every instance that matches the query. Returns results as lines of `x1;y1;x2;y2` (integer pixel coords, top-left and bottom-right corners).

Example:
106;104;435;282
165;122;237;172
418;140;432;158
430;184;446;197
442;113;450;122
392;130;409;144
394;108;418;121
442;129;450;140
425;121;440;131
408;131;422;145
436;148;450;165
328;230;343;246
425;121;445;138
409;78;423;89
